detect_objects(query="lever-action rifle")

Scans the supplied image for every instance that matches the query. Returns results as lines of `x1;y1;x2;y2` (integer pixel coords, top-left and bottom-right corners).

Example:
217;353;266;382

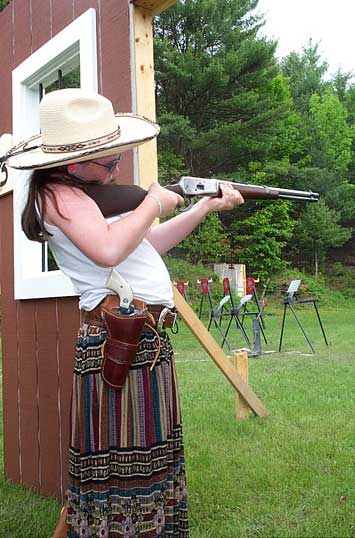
85;176;319;218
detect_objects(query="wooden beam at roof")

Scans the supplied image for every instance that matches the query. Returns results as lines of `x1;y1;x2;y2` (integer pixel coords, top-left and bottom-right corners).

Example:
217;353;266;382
133;0;177;17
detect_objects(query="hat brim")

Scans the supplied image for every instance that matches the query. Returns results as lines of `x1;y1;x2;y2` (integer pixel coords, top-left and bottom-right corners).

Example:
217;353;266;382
0;134;13;184
7;113;159;170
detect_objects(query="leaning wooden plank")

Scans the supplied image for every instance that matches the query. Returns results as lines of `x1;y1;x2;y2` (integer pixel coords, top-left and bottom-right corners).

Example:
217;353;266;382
173;286;268;418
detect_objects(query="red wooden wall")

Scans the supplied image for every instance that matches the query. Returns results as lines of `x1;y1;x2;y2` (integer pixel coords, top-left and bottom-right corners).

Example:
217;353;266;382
0;0;134;503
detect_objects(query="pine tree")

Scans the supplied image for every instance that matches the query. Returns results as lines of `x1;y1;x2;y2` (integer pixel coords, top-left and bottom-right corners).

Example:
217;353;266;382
294;200;352;276
154;0;293;177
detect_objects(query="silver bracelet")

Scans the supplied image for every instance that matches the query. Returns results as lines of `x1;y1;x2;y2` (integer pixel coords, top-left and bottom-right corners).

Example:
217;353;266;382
146;193;163;216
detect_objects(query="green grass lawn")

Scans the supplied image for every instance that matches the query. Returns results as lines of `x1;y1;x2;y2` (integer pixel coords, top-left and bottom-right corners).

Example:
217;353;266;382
1;302;355;537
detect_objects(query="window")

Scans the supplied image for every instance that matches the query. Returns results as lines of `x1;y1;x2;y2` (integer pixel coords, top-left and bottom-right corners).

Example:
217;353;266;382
13;8;97;299
41;65;81;273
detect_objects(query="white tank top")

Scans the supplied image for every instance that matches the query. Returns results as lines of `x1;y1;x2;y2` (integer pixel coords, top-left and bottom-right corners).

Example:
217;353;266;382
45;214;174;310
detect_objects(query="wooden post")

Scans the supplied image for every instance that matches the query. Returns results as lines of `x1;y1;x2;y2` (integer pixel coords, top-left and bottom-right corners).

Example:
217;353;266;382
132;0;267;419
133;5;158;189
173;286;268;418
234;350;249;420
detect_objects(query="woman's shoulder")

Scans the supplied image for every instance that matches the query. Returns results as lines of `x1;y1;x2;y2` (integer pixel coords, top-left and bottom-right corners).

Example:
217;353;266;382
49;183;88;202
44;183;95;223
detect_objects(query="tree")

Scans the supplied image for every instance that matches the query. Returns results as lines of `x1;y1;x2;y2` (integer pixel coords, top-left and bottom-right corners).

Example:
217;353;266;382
281;40;328;114
341;82;355;182
154;1;355;276
332;69;353;103
309;90;353;174
156;112;195;183
326;182;355;226
280;41;330;169
177;212;229;264
294;200;352;276
154;0;293;177
154;0;301;271
229;201;295;282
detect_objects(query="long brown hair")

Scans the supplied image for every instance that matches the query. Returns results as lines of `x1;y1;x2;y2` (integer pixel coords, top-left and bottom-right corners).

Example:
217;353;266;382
21;166;99;243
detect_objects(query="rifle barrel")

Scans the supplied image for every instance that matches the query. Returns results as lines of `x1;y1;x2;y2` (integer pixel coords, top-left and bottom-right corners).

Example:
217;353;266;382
215;179;319;202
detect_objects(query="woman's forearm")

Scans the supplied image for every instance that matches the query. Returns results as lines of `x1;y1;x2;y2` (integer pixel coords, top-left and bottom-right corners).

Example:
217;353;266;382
146;199;211;254
103;196;163;263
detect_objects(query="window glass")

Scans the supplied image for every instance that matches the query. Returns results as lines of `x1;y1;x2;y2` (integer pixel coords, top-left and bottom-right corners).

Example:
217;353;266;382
42;65;81;272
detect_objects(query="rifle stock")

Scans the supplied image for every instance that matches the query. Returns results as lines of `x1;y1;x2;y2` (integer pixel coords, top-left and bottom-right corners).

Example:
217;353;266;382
85;177;319;218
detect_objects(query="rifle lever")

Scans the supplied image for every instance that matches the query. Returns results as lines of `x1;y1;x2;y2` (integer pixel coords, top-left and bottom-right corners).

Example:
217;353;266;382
178;197;196;212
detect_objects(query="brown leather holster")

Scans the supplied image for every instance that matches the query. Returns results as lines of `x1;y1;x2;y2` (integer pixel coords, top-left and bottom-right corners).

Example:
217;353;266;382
101;304;149;390
82;295;177;390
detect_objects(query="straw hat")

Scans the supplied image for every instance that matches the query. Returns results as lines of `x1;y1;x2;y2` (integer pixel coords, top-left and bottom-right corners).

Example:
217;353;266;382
4;88;160;170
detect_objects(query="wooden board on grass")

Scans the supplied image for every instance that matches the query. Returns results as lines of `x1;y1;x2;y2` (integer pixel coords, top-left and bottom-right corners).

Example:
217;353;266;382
173;286;268;418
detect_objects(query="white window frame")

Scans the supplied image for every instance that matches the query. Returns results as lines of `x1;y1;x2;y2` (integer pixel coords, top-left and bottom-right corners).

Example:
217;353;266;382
13;8;98;300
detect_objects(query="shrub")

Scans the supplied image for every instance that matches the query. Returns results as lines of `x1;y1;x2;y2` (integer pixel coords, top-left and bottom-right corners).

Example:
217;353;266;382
164;255;226;314
326;263;355;298
270;268;355;308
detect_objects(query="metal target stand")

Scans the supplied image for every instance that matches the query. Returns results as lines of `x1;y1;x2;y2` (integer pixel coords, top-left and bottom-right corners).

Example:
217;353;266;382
220;278;269;352
175;280;189;302
196;278;233;351
242;277;266;330
197;278;213;319
278;279;329;353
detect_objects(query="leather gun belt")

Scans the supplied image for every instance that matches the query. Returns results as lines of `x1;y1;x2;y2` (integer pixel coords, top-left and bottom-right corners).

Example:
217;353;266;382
81;295;177;331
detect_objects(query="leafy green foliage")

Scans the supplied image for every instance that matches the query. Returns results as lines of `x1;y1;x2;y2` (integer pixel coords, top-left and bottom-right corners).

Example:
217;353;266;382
154;1;355;277
327;182;355;225
229;201;295;281
281;40;328;114
309;91;353;173
154;0;292;176
177;211;230;264
293;200;352;275
0;0;11;12
163;254;224;310
163;255;210;282
158;148;187;186
326;262;355;298
332;70;353;103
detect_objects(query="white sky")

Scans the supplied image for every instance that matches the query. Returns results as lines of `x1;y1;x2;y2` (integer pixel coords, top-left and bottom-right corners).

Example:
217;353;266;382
256;0;355;77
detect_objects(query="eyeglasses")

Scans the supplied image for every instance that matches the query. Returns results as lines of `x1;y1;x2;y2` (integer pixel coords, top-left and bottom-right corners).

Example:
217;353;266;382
92;155;121;172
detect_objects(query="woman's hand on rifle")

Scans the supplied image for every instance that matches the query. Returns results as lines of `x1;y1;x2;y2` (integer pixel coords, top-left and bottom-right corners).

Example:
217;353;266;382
147;182;184;217
146;184;243;255
198;183;244;213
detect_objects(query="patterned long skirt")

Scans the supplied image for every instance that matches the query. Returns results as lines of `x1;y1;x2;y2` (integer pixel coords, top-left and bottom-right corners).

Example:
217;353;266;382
66;323;188;538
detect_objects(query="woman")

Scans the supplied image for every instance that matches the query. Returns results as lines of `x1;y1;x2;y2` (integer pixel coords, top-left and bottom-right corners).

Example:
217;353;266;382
5;88;243;538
